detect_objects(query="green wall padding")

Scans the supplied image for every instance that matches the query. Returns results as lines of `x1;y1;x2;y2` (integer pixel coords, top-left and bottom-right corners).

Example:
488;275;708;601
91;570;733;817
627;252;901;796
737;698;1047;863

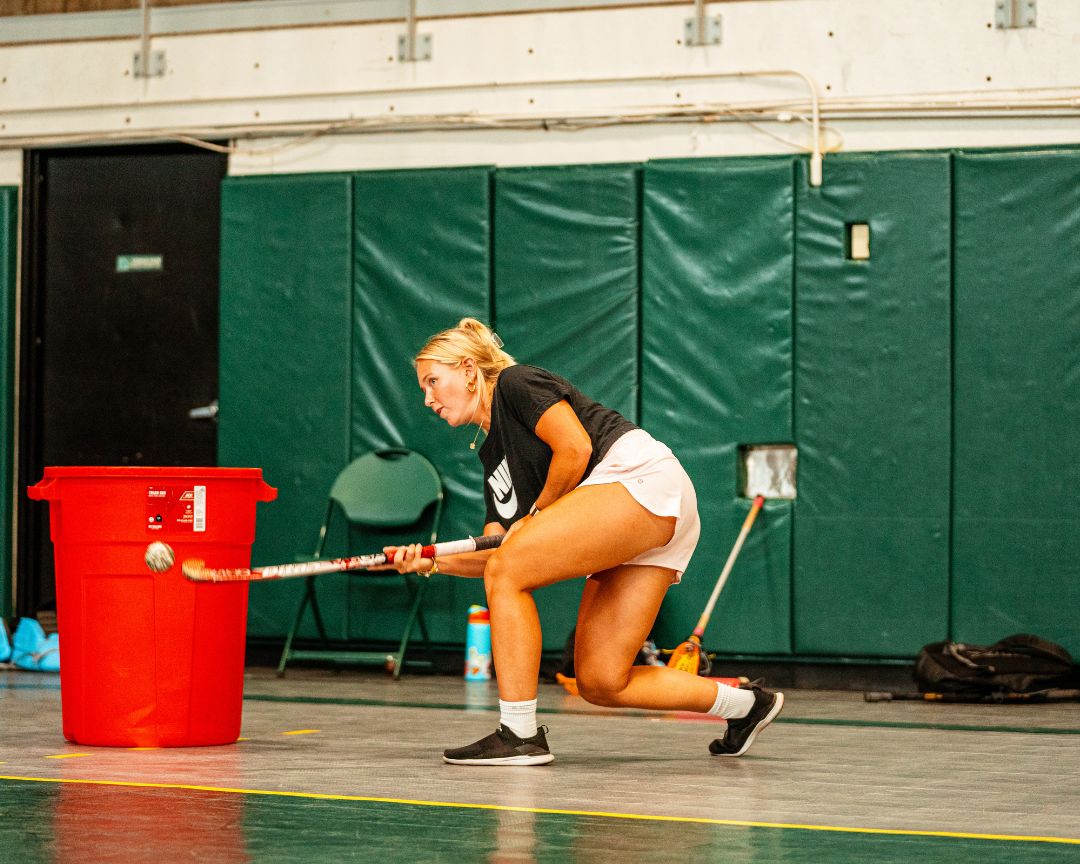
0;187;15;618
494;164;639;417
793;153;951;657
493;164;640;649
953;150;1080;653
218;174;354;639
349;167;492;644
642;158;794;655
216;146;1080;662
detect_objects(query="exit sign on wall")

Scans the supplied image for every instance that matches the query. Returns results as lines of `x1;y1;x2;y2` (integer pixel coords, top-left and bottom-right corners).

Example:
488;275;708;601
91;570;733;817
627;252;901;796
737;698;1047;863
116;254;164;273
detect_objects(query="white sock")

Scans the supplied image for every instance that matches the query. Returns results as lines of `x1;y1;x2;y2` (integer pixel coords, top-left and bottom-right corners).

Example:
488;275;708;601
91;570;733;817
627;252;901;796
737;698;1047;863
499;698;538;738
706;683;756;720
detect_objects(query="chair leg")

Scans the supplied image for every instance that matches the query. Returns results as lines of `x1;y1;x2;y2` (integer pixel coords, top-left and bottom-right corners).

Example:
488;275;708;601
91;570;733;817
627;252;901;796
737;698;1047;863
307;581;330;644
415;598;437;671
277;586;309;677
276;579;328;677
392;575;430;680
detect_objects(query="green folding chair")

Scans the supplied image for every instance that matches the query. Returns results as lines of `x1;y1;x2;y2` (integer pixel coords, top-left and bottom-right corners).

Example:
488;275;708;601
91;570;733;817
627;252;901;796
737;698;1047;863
276;448;443;679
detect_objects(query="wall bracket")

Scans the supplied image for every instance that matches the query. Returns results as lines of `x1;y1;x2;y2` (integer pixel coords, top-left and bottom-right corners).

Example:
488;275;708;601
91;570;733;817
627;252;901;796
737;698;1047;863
399;0;432;62
133;50;166;78
995;0;1036;28
133;0;165;77
398;32;432;62
684;13;721;47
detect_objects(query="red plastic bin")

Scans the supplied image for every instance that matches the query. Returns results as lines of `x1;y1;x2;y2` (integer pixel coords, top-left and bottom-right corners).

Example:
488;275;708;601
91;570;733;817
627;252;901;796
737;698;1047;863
28;466;277;747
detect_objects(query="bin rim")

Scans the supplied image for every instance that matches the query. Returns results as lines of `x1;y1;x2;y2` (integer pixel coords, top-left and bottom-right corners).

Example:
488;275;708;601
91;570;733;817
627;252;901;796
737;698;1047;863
37;466;269;479
29;467;278;503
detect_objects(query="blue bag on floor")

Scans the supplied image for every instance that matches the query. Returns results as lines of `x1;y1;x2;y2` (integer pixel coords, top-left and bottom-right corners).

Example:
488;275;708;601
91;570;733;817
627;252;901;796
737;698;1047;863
12;617;60;672
38;633;60;672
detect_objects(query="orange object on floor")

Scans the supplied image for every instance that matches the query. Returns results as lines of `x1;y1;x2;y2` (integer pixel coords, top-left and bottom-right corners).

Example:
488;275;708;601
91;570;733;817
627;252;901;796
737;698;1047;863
708;676;750;688
555;672;579;696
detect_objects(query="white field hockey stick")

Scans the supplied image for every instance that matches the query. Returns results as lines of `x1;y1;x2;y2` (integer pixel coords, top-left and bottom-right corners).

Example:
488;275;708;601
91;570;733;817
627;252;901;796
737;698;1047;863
667;495;765;674
181;534;503;583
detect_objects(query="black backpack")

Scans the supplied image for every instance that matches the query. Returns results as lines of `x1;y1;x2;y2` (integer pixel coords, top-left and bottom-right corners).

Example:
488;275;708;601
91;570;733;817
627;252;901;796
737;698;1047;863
914;634;1075;695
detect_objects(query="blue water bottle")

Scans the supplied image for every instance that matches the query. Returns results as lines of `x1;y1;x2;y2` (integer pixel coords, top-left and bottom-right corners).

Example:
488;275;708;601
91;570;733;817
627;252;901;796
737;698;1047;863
465;604;492;681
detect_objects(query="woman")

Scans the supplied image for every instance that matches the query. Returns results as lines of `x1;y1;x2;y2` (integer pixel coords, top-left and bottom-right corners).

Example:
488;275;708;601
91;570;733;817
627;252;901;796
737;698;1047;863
381;318;783;765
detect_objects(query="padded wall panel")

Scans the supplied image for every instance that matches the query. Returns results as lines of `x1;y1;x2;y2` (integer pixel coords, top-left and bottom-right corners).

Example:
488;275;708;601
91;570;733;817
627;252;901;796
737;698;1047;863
493;164;639;649
493;164;639;417
953;150;1080;654
793;153;950;656
0;188;15;617
351;167;492;643
219;174;353;639
642;158;794;655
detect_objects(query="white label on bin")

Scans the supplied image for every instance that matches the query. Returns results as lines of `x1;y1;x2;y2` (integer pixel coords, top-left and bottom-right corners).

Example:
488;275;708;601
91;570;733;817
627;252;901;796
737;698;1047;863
194;485;206;532
147;486;196;532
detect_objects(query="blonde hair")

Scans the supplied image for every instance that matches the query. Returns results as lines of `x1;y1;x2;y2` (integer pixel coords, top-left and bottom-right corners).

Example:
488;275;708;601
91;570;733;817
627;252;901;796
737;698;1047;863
415;318;515;386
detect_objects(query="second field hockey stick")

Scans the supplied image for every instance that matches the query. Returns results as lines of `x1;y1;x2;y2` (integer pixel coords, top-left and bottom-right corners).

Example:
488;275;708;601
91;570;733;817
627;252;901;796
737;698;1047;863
182;534;503;583
864;689;1080;704
668;495;765;675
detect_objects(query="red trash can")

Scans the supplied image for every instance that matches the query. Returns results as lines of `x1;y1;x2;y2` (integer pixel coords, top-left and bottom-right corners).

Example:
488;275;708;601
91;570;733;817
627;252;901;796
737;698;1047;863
28;466;277;747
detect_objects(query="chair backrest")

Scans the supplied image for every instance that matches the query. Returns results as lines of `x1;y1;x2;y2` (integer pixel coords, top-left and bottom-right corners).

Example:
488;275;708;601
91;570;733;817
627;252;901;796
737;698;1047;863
328;448;443;530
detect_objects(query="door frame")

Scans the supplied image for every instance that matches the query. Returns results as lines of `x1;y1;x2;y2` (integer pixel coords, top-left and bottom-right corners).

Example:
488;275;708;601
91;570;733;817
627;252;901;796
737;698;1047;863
15;144;225;617
17;149;48;617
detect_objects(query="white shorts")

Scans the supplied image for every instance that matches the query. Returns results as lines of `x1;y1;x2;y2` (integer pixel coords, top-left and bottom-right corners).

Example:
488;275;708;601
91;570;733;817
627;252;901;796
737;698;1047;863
578;429;700;581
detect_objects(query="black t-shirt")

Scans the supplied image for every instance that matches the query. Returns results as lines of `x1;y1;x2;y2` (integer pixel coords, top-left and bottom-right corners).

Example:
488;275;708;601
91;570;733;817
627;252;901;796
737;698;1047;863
478;364;637;528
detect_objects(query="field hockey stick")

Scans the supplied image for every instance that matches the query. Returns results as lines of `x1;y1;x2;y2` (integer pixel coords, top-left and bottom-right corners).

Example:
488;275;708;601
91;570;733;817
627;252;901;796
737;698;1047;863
865;689;1080;704
668;495;765;675
182;534;503;583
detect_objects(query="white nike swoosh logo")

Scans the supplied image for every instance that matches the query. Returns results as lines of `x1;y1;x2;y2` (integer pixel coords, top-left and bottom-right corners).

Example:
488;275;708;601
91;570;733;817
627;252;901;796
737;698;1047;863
488;458;519;520
493;488;518;520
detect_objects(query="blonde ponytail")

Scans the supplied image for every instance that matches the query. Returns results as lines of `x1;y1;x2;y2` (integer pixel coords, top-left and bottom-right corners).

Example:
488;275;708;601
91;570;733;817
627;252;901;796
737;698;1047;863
415;318;515;386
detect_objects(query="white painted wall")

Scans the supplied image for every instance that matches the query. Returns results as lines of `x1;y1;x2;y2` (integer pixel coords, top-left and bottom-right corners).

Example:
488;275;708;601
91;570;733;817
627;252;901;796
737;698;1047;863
0;151;20;185
1;0;1079;182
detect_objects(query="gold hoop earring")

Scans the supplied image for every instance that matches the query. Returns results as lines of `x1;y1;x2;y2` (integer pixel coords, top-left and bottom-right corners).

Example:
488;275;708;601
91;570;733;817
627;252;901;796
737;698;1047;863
467;378;477;393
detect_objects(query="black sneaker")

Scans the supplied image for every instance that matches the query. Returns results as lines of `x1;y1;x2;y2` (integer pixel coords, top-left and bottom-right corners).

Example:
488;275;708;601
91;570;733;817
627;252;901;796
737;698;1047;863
443;724;555;766
709;687;784;757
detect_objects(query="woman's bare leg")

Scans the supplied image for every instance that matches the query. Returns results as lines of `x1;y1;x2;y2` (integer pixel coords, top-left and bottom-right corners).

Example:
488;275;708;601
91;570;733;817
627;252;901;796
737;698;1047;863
483;481;713;709
573;567;719;712
483;482;671;701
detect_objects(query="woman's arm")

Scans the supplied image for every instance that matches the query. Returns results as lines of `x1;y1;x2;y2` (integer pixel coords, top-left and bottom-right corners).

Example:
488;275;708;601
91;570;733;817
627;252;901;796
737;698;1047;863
528;399;593;512
375;522;505;578
501;400;592;543
377;400;591;568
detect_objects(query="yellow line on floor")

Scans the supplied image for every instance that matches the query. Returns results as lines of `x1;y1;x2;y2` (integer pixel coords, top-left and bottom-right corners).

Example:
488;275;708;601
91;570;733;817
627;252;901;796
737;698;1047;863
43;754;93;759
2;774;1078;845
281;729;320;735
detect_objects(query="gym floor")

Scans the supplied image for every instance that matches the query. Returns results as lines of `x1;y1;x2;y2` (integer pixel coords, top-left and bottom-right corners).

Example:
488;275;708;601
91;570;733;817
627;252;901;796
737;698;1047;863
2;666;1078;863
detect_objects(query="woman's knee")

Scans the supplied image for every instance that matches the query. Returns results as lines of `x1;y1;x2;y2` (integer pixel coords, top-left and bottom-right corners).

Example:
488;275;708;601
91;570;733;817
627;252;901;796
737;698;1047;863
483;548;530;595
575;663;631;707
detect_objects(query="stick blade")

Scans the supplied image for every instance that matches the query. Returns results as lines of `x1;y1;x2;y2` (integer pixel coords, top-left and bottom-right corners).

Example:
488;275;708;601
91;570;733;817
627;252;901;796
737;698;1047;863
667;638;702;675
